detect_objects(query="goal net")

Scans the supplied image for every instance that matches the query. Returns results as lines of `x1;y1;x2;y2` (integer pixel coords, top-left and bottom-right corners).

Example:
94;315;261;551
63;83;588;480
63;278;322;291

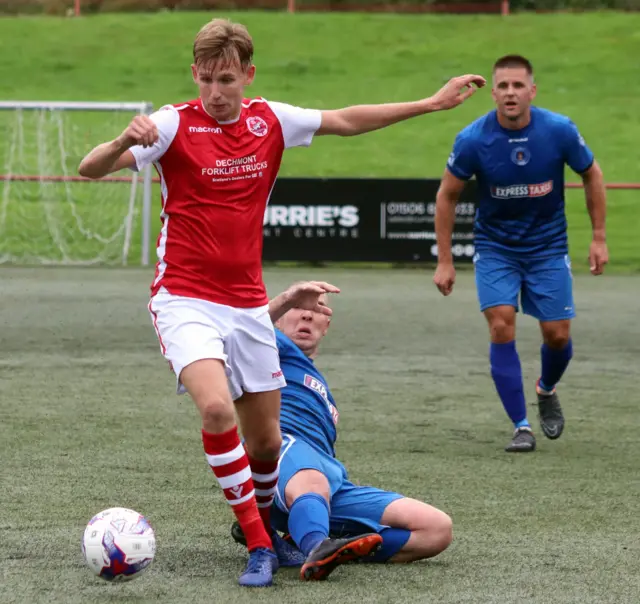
0;101;154;266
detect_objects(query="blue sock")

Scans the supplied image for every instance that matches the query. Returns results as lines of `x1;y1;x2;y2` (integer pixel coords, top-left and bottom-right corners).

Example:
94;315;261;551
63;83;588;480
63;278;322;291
540;339;573;392
369;527;412;562
490;341;528;427
288;493;329;556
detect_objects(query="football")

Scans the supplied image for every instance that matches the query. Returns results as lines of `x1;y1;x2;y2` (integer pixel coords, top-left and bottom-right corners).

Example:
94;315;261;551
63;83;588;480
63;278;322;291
82;507;156;581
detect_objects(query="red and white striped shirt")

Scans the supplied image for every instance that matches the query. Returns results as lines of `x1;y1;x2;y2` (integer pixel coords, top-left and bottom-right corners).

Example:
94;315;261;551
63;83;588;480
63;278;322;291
131;97;321;307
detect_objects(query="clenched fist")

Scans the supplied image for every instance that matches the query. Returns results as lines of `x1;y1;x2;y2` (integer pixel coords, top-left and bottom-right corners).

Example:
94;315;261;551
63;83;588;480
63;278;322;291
118;115;159;149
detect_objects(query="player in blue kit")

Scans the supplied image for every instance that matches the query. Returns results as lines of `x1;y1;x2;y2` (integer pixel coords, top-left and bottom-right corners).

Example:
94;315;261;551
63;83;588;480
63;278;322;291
231;281;453;580
433;55;608;453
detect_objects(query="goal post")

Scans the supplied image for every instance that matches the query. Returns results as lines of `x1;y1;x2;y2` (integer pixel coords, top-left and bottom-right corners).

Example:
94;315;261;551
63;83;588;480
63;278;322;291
0;100;154;266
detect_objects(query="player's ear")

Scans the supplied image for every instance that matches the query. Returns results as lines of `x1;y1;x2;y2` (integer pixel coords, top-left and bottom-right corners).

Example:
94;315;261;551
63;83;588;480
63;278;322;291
530;82;537;100
191;64;198;84
323;318;331;335
245;64;256;86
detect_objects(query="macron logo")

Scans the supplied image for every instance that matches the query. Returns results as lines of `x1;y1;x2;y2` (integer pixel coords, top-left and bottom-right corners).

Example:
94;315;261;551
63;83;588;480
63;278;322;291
189;126;222;134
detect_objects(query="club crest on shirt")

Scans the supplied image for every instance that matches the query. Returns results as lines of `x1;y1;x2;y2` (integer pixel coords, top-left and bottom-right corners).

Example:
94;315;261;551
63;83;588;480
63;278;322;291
511;146;531;166
246;116;268;137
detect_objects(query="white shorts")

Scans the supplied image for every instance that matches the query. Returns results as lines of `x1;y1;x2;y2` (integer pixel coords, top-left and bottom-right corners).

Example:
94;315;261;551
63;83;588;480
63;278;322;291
148;290;286;400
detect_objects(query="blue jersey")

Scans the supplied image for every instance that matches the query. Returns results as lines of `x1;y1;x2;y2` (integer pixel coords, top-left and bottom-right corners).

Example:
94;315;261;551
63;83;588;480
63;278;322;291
276;329;340;458
446;107;594;257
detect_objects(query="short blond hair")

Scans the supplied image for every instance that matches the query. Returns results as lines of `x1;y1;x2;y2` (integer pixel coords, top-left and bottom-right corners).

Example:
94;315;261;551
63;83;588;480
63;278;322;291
193;18;253;70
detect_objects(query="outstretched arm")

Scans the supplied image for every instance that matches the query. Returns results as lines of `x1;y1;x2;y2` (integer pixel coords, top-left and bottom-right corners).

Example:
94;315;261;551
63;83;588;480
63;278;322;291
268;281;340;323
317;74;485;137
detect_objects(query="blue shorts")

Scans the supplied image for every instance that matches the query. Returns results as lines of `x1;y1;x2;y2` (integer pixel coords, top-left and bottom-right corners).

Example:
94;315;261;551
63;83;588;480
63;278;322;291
474;250;576;322
272;434;404;536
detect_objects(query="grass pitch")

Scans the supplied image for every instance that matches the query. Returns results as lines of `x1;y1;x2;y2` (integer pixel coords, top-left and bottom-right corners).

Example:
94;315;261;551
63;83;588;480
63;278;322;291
1;11;638;604
1;266;639;603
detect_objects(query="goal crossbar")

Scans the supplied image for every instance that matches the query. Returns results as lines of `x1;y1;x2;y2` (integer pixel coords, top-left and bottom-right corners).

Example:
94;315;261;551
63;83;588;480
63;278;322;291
0;101;153;113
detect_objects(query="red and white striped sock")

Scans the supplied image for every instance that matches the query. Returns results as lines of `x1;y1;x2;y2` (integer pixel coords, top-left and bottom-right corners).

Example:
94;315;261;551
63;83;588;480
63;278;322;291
247;455;279;536
201;427;272;552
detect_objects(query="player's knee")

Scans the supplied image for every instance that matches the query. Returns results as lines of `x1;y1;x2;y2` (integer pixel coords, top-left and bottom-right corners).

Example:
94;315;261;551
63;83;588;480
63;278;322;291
543;326;571;349
489;319;515;343
245;432;282;461
411;512;453;561
285;470;330;508
199;396;235;432
485;307;516;343
433;512;453;553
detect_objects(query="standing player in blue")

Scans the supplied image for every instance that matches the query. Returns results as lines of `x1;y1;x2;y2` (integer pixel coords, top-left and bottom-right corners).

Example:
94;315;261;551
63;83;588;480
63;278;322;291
231;281;454;580
433;55;608;453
